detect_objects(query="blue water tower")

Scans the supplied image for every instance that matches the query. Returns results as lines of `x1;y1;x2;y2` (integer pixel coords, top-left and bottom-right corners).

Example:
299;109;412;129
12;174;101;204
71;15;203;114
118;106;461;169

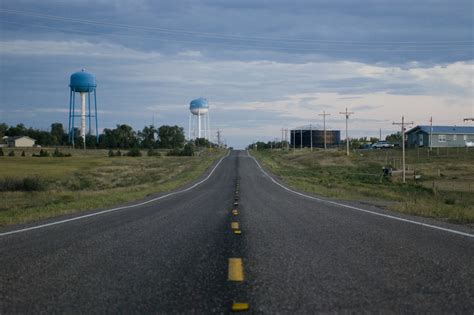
68;69;98;148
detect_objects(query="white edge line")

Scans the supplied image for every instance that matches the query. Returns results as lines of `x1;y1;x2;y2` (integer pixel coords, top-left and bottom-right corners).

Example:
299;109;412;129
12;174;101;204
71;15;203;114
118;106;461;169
247;150;474;239
0;151;231;237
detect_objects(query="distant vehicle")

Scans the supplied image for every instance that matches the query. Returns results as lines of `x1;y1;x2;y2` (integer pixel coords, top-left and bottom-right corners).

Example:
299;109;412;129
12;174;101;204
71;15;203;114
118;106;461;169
465;141;474;147
371;141;394;149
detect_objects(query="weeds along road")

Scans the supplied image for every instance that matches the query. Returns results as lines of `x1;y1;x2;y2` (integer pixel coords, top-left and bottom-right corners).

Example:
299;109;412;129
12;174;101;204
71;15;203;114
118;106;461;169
0;150;473;313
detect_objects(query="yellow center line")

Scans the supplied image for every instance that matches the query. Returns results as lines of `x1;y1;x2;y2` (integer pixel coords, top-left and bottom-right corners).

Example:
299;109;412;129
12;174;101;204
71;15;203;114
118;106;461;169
232;210;238;216
231;302;249;312
228;258;244;281
234;230;242;235
231;222;239;230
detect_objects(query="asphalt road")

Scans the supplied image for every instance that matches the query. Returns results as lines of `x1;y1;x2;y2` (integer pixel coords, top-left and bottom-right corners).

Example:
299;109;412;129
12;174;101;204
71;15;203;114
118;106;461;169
1;150;473;313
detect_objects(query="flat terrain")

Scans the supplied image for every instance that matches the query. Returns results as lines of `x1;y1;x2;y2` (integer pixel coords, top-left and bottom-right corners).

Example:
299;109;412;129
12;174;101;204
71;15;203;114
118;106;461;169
0;150;472;313
252;147;474;224
0;148;224;226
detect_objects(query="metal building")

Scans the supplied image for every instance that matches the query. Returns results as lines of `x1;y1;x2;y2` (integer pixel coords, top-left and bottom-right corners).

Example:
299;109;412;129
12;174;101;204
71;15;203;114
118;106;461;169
290;126;340;148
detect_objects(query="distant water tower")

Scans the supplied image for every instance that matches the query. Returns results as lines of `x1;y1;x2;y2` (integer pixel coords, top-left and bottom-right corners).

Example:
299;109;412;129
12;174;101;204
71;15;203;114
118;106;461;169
188;97;211;140
68;69;98;149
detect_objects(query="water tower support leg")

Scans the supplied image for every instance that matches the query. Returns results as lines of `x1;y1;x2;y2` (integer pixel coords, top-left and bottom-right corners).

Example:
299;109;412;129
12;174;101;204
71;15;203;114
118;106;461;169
88;92;92;135
81;92;86;149
72;92;76;147
94;90;99;143
68;90;73;143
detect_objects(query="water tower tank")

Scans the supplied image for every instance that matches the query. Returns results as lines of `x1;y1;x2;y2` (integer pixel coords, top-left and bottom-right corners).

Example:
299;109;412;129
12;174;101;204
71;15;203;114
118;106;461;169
189;97;209;115
70;69;97;93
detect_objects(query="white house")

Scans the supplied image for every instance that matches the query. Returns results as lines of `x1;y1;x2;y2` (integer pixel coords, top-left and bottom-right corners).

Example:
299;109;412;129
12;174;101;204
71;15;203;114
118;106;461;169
6;136;36;147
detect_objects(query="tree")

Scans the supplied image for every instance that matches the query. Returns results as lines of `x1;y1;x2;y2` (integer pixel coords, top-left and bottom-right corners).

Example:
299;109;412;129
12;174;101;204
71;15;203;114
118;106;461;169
158;125;185;149
50;123;65;145
139;125;158;149
386;132;402;144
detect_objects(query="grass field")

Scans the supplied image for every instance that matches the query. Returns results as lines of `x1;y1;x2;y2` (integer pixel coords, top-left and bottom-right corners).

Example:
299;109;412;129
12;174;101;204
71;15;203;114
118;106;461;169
251;147;474;225
0;147;225;227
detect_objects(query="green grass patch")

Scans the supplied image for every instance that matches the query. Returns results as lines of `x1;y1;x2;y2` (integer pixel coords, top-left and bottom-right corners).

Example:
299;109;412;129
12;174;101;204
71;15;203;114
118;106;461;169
251;148;474;224
0;148;225;226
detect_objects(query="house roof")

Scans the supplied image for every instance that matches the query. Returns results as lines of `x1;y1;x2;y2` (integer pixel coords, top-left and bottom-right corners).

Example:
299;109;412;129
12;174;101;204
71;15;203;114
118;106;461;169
9;136;36;141
407;125;474;135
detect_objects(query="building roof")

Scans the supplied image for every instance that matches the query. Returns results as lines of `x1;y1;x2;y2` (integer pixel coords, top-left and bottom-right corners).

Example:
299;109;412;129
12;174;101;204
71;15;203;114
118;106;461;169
407;125;474;135
8;136;36;141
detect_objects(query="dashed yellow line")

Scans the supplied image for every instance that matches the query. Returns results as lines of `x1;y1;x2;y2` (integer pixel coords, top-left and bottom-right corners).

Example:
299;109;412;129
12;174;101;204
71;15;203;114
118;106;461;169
231;302;249;312
233;230;242;235
228;258;244;281
231;222;239;230
232;209;238;216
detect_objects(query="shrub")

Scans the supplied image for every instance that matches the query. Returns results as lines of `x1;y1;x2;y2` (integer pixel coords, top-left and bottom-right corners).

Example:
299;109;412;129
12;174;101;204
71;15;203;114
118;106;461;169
147;149;161;157
167;148;183;156
108;149;115;157
182;143;194;156
0;176;46;192
21;150;26;157
8;150;15;157
116;150;122;157
33;149;50;157
127;147;142;157
52;148;71;157
0;148;4;156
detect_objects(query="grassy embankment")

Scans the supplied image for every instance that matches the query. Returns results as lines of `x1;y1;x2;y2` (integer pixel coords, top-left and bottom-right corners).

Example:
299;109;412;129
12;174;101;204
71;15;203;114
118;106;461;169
0;148;225;227
251;147;474;224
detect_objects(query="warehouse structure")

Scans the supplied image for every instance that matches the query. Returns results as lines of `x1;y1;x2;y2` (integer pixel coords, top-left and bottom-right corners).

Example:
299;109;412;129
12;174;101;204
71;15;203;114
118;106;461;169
290;126;341;148
406;125;474;148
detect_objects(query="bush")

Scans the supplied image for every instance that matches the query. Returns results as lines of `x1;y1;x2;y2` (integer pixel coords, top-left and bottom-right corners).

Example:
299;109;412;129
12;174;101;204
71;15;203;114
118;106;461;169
52;148;71;157
147;149;161;157
21;150;26;157
0;148;4;156
127;147;142;157
0;176;46;192
8;150;15;157
182;143;194;156
167;148;183;156
108;149;115;157
33;149;50;157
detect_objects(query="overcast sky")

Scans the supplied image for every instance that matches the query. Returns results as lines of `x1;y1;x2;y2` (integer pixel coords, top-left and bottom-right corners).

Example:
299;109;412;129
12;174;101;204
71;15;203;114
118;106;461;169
0;0;473;147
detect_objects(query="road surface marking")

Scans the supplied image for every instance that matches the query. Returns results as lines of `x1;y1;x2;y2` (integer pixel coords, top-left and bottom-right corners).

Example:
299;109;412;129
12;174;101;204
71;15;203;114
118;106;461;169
0;151;232;237
233;202;239;207
232;210;239;216
247;150;474;239
231;302;249;312
231;222;239;230
234;230;242;235
228;258;244;281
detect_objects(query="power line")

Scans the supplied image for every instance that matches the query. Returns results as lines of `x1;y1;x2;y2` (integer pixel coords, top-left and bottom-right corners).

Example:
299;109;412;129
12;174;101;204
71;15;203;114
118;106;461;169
1;8;472;49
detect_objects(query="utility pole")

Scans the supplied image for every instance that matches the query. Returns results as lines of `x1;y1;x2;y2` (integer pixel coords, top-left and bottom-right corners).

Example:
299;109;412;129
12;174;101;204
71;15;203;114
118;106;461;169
281;128;284;148
429;116;433;151
285;129;289;150
339;108;354;156
379;128;382;141
300;128;303;149
310;124;313;151
393;116;414;183
319;111;331;150
216;129;222;148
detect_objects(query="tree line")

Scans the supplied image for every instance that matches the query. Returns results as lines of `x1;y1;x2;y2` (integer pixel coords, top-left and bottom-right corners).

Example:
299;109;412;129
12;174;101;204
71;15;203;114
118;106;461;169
0;122;214;150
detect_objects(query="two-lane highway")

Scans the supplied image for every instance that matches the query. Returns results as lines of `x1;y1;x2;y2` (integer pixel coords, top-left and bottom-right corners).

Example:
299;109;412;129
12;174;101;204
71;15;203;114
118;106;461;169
1;150;473;313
